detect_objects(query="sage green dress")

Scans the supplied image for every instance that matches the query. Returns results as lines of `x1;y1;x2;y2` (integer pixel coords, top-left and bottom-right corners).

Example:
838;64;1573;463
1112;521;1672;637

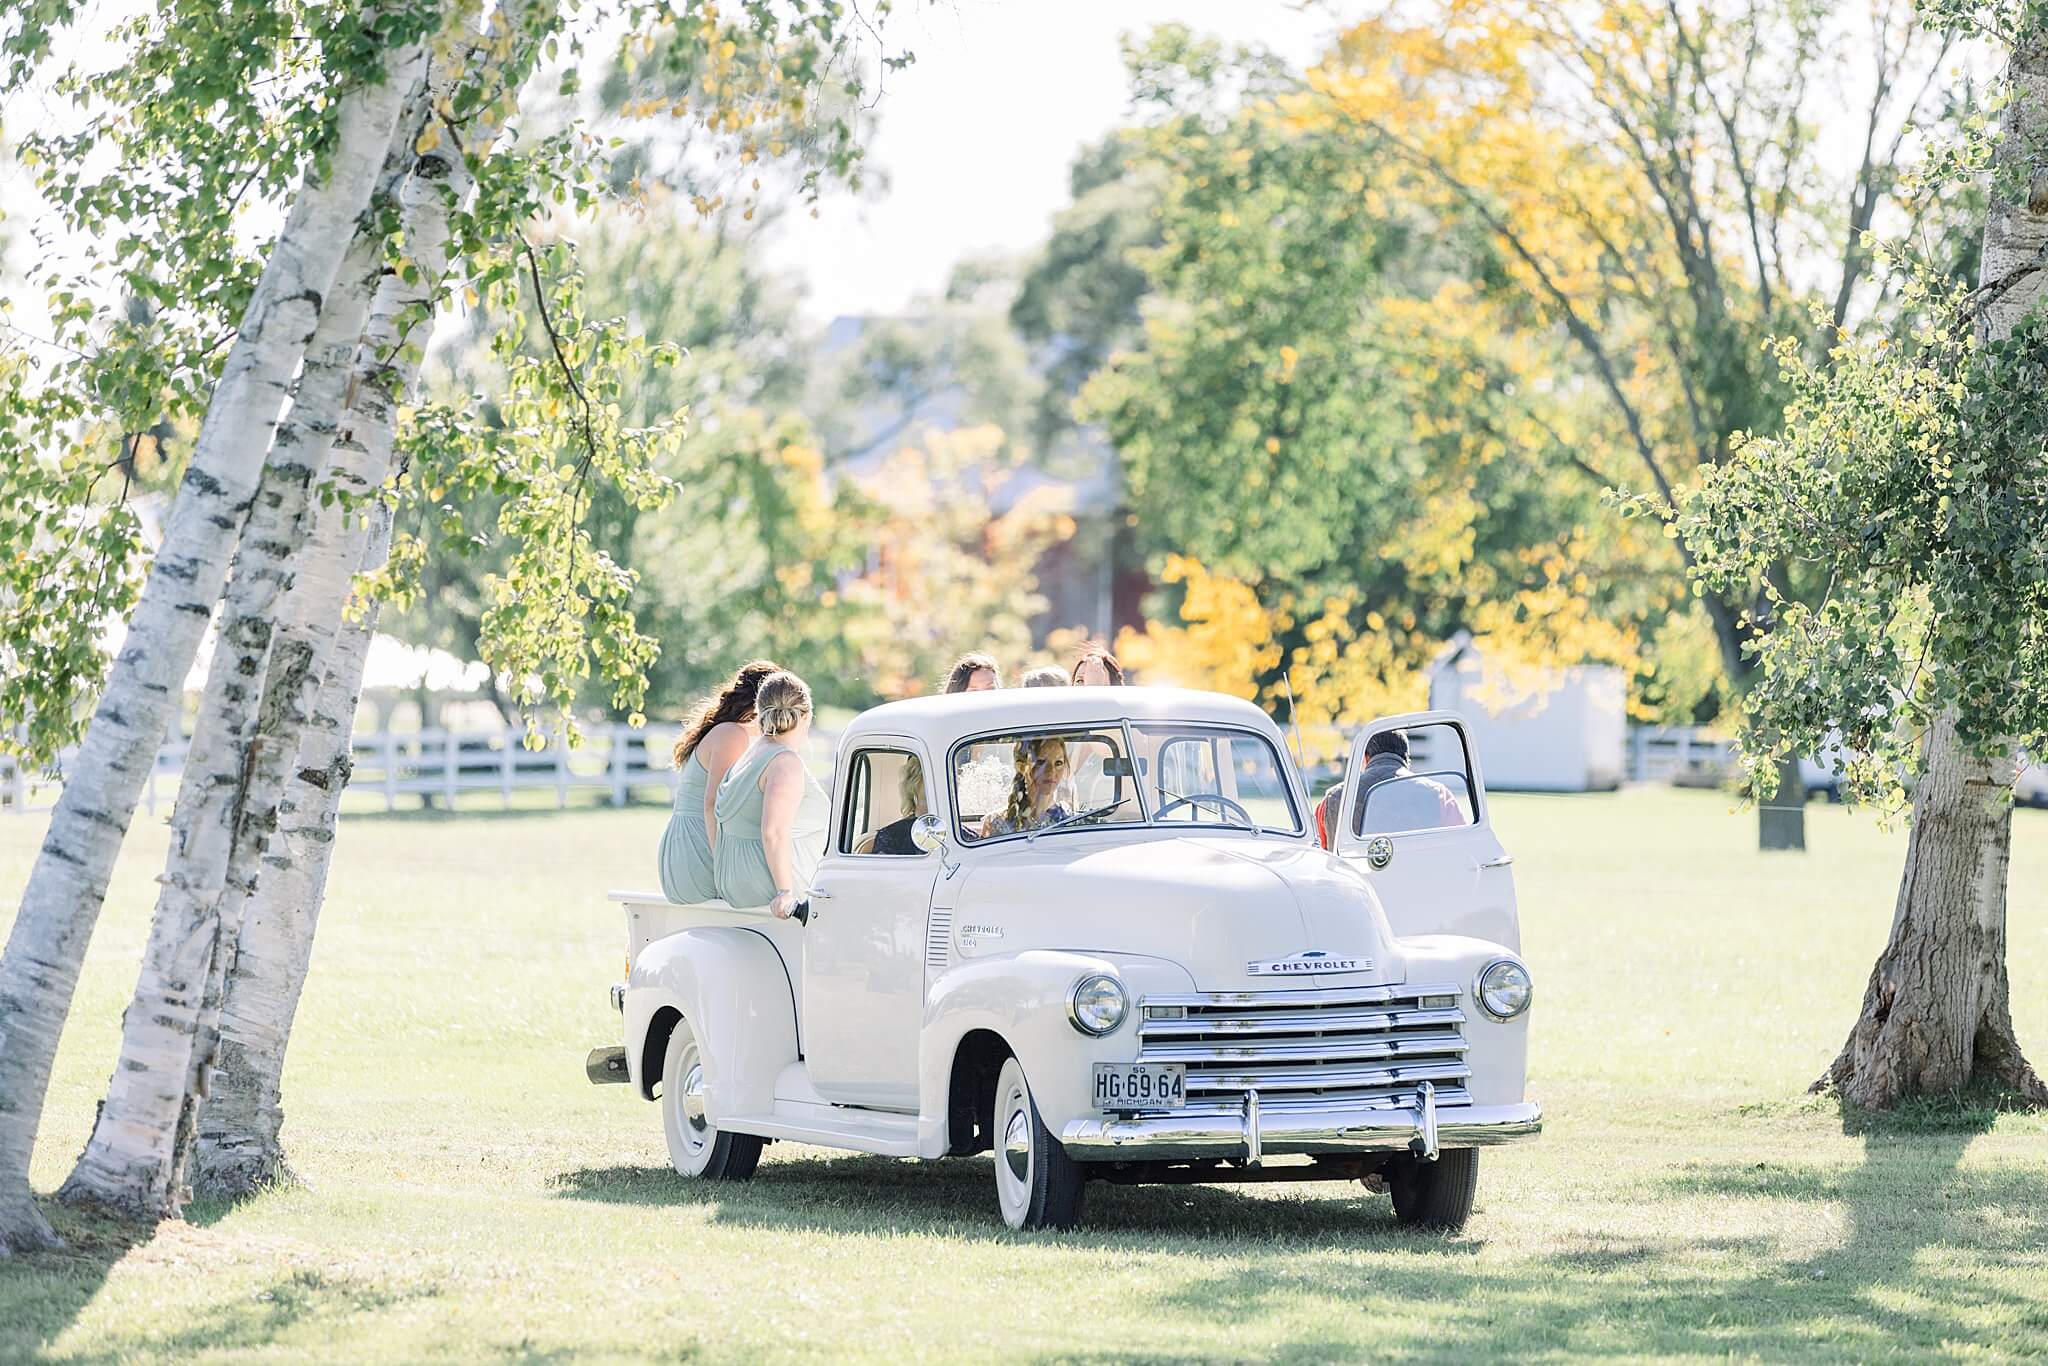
658;751;718;904
713;741;828;906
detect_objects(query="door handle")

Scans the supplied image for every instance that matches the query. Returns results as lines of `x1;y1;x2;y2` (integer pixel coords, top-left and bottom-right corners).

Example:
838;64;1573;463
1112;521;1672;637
1479;855;1514;869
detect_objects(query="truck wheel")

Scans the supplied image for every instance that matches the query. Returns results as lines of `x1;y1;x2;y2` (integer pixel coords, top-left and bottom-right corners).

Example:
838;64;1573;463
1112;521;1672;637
661;1017;763;1181
992;1057;1084;1230
1386;1147;1479;1230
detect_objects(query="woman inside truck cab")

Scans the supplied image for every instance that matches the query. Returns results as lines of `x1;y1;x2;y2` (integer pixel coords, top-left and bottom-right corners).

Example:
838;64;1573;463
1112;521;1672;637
658;659;778;904
977;735;1073;838
714;670;828;919
855;754;927;854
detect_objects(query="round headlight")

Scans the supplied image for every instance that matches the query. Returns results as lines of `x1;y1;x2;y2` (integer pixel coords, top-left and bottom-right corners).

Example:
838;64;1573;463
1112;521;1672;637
1068;974;1128;1036
1476;958;1533;1020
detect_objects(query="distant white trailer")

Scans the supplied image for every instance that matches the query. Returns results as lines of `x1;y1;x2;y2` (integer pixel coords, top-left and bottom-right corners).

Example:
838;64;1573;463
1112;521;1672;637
1425;635;1626;793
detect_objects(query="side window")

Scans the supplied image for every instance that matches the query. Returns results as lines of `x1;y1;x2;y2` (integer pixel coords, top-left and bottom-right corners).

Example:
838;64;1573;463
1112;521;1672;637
1354;722;1479;837
839;748;930;855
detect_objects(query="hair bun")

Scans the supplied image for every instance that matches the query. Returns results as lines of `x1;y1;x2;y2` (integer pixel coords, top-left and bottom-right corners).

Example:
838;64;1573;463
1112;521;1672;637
753;670;813;736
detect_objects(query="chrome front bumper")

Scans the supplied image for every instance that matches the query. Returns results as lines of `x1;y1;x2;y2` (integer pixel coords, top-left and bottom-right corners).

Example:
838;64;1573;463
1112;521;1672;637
1060;1084;1542;1164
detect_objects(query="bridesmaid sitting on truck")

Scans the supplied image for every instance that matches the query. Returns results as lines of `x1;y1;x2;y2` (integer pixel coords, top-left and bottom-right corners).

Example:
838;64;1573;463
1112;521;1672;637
658;659;779;905
714;669;828;919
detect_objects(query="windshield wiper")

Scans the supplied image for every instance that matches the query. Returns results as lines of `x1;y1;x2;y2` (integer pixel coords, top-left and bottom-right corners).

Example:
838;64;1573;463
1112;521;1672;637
1027;795;1133;842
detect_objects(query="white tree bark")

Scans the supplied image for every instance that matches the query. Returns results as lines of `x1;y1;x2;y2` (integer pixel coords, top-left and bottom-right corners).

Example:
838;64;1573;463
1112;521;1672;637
0;36;429;1254
193;511;394;1196
191;5;546;1198
56;77;436;1220
1818;19;2048;1108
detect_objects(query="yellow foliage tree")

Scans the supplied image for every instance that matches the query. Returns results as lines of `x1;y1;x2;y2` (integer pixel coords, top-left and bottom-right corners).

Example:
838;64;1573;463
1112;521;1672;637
1119;553;1643;763
1298;0;1963;697
1115;555;1281;701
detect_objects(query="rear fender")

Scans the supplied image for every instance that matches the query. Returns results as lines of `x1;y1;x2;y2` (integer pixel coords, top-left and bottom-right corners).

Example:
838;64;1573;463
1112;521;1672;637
625;926;798;1120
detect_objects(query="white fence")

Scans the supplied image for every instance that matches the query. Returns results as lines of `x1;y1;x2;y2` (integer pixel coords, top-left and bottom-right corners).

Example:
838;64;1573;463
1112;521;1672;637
1;725;677;817
1625;726;1737;784
4;721;1749;817
344;726;671;809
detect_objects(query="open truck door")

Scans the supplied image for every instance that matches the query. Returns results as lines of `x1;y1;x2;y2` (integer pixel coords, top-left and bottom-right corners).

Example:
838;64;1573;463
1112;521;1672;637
1333;710;1520;951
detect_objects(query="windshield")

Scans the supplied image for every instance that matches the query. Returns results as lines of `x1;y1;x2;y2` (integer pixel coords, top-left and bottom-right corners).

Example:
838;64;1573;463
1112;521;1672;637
1132;723;1302;834
953;729;1147;842
951;722;1300;843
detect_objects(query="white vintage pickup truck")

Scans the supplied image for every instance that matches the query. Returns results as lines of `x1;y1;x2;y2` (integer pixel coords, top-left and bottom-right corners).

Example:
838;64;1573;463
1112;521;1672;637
590;687;1539;1230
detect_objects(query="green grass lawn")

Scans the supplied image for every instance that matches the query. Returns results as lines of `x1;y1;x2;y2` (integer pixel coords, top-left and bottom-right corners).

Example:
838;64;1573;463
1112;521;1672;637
2;789;2045;1363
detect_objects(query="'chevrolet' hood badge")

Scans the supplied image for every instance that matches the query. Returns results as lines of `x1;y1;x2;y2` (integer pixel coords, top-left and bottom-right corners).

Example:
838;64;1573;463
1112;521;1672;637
1246;951;1372;976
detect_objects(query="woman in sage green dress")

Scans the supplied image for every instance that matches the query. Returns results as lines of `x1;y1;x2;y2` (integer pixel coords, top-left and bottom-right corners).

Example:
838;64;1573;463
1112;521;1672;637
714;670;828;918
659;660;779;903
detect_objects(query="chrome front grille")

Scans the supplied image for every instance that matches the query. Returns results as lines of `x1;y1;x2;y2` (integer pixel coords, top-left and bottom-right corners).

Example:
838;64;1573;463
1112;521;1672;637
1134;983;1469;1116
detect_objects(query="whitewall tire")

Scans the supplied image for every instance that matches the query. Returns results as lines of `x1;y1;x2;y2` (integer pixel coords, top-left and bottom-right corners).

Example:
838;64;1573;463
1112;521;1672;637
992;1056;1084;1230
661;1016;763;1181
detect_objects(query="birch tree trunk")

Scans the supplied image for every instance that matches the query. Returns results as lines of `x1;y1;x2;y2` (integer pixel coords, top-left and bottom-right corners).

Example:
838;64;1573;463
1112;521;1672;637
1816;20;2048;1109
190;6;545;1198
0;36;428;1255
56;78;435;1220
193;513;394;1196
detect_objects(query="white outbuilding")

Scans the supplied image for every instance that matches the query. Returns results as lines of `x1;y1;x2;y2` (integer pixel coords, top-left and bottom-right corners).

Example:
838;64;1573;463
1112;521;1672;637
1425;633;1626;792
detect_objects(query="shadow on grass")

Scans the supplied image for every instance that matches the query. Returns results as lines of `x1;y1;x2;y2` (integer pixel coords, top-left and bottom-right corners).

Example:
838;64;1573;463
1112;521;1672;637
549;1152;1461;1246
0;1200;150;1360
0;1198;456;1365
1093;1130;2048;1363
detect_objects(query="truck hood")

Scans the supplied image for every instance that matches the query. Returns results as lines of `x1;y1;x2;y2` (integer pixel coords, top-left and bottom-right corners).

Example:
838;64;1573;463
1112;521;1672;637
947;833;1403;992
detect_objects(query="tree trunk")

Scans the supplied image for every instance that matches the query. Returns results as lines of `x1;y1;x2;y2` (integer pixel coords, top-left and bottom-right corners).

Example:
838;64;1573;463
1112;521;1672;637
0;36;427;1254
1818;20;2047;1108
57;72;433;1225
1759;753;1807;851
1815;714;2047;1106
191;8;545;1198
1698;592;1807;852
192;517;393;1196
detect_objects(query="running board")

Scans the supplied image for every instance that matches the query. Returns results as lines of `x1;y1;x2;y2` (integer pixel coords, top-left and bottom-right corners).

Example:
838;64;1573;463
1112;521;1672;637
718;1100;922;1157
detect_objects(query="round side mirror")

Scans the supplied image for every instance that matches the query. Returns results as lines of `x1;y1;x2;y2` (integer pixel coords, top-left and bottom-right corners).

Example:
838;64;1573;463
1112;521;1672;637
911;813;948;855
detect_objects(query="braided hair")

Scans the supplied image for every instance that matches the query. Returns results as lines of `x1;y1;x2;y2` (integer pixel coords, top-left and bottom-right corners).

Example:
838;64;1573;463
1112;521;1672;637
1000;736;1067;830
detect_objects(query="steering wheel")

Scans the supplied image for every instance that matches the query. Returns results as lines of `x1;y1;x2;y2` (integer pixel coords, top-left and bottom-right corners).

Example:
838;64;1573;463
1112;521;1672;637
1152;792;1256;828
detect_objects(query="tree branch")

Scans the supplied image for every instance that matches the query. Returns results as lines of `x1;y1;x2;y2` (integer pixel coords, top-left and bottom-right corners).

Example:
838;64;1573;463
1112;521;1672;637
1664;0;1775;316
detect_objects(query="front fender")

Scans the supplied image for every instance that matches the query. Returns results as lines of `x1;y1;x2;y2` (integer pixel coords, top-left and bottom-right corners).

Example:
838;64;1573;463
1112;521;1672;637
626;926;798;1120
918;951;1195;1153
1397;933;1533;1108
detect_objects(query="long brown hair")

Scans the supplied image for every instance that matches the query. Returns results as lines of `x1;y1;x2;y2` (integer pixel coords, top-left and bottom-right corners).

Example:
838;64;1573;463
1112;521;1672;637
673;660;780;766
943;652;1000;694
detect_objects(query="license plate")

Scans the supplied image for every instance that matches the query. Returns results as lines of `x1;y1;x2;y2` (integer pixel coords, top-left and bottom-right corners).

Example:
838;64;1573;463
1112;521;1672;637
1092;1062;1185;1110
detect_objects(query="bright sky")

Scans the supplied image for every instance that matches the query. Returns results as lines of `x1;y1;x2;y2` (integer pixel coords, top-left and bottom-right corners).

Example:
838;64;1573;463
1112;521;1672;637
760;1;1341;323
